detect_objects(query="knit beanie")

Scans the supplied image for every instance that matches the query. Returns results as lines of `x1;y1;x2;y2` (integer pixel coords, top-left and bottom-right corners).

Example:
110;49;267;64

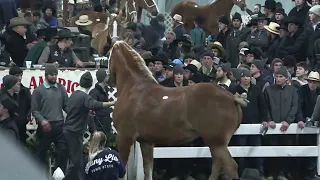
9;66;23;76
241;68;251;77
275;66;289;78
218;62;232;72
201;51;215;59
232;12;242;23
173;65;184;75
96;69;108;83
282;55;296;67
271;58;284;68
2;75;19;90
251;60;266;71
80;72;93;89
45;65;58;76
219;15;229;25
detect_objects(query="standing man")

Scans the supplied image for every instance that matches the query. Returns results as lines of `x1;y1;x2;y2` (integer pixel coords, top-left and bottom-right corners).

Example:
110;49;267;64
8;66;31;145
89;69;113;136
31;65;68;173
63;72;116;180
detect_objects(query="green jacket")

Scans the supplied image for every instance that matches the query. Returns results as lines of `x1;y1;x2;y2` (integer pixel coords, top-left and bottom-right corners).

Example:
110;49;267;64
24;40;47;65
190;27;206;46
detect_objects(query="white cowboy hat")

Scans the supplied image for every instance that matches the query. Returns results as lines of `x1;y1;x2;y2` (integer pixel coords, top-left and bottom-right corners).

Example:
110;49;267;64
306;71;320;82
68;0;74;4
173;14;183;24
75;15;93;26
190;60;202;71
264;22;280;35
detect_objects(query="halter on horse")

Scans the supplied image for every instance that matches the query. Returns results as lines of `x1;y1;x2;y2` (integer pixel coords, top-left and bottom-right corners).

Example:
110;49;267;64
118;0;159;22
107;37;249;179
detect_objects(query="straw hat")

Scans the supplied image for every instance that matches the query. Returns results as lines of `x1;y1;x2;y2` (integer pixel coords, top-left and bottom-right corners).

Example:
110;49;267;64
306;71;320;82
264;22;280;35
189;60;202;71
8;17;31;28
173;14;183;24
207;41;225;56
75;15;93;26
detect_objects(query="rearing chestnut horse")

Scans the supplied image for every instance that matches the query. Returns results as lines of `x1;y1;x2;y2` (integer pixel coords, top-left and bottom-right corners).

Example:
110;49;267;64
108;40;249;180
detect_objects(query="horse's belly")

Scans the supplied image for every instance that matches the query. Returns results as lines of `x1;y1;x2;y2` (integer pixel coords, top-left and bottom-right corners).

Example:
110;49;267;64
137;128;198;145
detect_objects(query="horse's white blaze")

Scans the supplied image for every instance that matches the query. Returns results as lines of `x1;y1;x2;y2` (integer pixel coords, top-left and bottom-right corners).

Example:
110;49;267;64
162;96;168;100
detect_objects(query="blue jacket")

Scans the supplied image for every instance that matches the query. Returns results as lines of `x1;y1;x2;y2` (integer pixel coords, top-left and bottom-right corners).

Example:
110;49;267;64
84;149;126;180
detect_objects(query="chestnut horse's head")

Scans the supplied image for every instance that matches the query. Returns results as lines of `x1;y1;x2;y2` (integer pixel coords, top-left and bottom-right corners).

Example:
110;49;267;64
107;41;157;87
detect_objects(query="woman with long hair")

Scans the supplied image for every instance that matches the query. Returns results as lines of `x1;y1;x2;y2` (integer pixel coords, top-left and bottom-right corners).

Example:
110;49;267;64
85;131;126;180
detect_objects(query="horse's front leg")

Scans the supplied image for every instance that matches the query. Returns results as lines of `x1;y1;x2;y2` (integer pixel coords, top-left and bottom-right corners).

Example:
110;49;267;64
140;142;154;180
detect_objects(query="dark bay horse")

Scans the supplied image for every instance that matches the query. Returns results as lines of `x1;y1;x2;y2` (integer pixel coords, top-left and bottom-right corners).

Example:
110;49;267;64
171;0;244;35
108;41;249;180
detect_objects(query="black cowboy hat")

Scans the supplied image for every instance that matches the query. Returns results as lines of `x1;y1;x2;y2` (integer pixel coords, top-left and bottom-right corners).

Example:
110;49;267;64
277;22;288;31
246;18;258;27
42;2;57;16
0;95;18;116
189;73;202;83
262;0;276;10
257;13;268;21
285;16;303;26
244;47;264;59
184;64;198;74
42;27;58;39
173;35;192;46
149;51;169;66
56;28;73;39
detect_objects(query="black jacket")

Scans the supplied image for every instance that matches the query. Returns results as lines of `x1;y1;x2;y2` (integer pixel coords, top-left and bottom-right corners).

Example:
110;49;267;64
0;117;19;140
88;84;113;133
264;84;299;123
297;84;320;121
231;84;266;124
3;29;28;67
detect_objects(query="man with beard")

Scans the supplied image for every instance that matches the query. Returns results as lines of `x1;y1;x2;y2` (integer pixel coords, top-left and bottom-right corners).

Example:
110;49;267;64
215;62;236;92
31;65;68;173
199;51;216;82
8;66;31;145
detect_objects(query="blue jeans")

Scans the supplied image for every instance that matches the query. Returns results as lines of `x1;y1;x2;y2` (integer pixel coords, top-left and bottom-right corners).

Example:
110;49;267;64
235;135;264;176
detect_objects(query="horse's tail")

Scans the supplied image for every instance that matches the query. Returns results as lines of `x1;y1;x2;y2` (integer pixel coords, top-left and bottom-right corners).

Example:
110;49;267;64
233;92;249;107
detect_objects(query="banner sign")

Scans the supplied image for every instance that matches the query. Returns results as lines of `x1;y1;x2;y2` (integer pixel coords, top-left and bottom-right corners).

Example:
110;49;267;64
0;69;99;94
0;69;117;130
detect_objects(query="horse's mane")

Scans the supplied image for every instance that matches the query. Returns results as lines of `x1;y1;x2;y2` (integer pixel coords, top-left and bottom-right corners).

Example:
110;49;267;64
113;41;158;83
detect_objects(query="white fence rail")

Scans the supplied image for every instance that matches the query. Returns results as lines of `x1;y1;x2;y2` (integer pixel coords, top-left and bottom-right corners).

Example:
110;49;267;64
126;123;320;180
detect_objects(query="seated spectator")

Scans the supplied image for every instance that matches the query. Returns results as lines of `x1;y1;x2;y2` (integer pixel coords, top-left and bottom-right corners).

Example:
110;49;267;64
3;17;31;67
291;62;309;88
25;27;58;65
207;41;225;63
188;73;202;85
75;15;93;37
84;131;126;180
43;5;58;27
32;11;49;31
38;28;83;67
199;51;216;81
164;65;188;87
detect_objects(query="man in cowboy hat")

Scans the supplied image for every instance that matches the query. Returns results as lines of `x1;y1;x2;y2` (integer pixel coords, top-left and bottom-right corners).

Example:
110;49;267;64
38;28;84;67
172;14;186;39
25;27;58;65
2;17;31;67
75;15;93;37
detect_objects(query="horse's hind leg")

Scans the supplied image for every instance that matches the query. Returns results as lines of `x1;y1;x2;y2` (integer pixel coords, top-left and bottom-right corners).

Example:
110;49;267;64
140;142;154;180
208;146;238;180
